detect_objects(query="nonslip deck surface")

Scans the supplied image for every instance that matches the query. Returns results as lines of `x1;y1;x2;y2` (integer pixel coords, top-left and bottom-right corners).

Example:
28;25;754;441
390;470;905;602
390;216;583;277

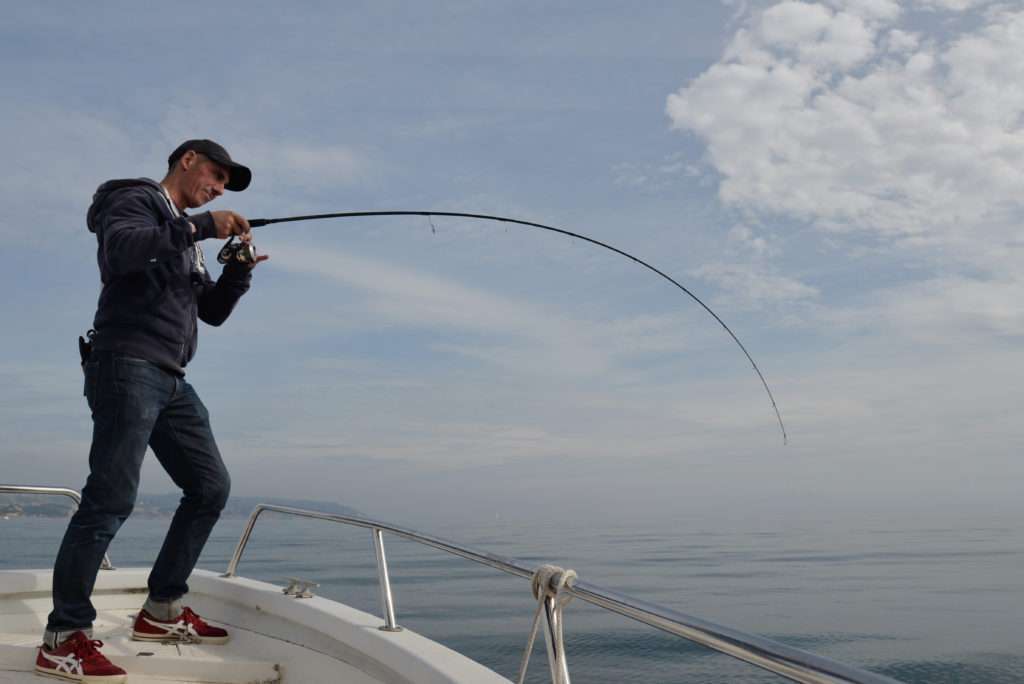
0;569;509;684
0;607;374;683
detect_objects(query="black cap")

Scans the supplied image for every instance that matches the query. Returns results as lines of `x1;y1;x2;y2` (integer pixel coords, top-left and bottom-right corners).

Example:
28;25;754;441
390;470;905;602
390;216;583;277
168;139;252;192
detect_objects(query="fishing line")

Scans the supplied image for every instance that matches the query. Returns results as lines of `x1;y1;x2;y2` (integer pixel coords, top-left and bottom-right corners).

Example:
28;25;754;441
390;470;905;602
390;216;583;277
247;210;788;444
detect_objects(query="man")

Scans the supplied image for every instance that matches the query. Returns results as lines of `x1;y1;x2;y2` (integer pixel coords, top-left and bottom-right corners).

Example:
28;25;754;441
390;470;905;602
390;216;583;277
36;140;267;683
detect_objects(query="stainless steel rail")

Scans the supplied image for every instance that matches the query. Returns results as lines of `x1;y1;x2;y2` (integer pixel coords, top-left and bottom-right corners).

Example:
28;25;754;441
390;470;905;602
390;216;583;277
0;484;114;570
225;504;902;684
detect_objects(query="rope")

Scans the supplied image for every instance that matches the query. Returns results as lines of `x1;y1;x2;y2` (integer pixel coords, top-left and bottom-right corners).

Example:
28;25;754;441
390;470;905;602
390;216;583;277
517;564;578;684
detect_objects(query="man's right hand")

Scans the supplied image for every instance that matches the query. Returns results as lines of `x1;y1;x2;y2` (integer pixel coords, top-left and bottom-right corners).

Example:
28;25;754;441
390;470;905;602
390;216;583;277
210;211;251;239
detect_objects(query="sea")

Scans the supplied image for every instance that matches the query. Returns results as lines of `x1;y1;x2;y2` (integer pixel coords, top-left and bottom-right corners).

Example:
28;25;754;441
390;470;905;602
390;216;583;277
2;513;1022;683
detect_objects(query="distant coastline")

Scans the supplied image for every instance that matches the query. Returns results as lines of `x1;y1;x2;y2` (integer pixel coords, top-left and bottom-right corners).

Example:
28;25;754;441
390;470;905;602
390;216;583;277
0;493;359;520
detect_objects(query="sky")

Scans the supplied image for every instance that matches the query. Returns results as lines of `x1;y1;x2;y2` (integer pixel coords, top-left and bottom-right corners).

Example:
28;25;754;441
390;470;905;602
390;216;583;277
1;1;1022;528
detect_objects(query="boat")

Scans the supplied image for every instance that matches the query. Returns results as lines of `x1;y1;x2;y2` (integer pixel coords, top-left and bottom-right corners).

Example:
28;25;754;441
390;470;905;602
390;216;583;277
0;484;902;684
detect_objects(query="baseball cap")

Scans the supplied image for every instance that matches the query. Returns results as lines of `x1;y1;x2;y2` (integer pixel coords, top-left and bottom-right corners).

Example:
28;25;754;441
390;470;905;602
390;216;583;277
168;139;252;192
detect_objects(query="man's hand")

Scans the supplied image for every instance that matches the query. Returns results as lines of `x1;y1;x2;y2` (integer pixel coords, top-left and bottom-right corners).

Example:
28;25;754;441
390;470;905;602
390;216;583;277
210;210;251;240
240;232;270;267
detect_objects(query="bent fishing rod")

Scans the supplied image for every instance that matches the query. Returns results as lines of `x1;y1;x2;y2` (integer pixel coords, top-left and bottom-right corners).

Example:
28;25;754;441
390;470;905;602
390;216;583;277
235;210;788;444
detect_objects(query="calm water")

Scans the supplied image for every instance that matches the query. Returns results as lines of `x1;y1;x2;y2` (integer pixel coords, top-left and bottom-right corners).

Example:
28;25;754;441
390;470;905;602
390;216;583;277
2;514;1022;683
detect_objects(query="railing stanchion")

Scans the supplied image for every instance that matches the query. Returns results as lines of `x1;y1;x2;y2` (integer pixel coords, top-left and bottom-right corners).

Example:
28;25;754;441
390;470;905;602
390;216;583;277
372;528;402;632
541;595;571;684
223;505;265;577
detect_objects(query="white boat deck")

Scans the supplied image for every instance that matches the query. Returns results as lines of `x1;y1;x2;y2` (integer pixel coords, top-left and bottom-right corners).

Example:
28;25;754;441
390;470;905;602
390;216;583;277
0;568;510;684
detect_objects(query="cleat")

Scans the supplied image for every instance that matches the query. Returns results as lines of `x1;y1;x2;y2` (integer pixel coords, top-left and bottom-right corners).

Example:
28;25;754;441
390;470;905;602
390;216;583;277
131;606;229;644
35;631;126;683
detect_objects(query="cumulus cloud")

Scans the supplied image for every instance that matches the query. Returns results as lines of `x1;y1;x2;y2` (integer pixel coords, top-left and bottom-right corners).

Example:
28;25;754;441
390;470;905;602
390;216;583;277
913;0;990;10
669;3;1024;247
680;1;1024;342
757;1;876;69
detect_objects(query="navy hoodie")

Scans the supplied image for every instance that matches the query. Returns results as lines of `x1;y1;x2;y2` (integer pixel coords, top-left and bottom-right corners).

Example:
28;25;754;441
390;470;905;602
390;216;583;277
86;178;252;375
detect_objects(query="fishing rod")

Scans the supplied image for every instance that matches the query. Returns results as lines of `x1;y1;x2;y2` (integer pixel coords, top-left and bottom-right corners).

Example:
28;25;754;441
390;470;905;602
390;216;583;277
226;210;788;444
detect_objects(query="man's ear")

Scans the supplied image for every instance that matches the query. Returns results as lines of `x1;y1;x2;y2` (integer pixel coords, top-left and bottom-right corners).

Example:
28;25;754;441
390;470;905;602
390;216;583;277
179;149;198;171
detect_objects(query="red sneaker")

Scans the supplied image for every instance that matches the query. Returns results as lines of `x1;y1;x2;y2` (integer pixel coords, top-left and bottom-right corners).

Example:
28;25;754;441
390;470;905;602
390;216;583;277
131;606;229;644
34;631;126;683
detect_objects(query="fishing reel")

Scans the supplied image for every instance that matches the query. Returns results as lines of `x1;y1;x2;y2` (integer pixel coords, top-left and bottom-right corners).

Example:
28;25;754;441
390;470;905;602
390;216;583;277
217;235;258;266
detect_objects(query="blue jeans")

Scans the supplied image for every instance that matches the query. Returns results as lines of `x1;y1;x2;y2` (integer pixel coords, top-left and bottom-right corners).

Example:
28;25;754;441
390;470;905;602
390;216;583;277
46;352;230;631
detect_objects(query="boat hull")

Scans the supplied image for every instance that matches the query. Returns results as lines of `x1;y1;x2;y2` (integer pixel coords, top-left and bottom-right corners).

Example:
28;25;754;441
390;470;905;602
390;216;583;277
0;568;511;684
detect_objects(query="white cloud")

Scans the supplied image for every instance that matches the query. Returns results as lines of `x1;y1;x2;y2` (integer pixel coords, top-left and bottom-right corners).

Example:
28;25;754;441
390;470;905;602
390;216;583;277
249;142;362;189
0;99;364;248
760;2;833;44
913;0;990;10
611;152;701;192
0;104;139;245
668;4;1024;251
156;102;364;194
824;274;1024;339
758;2;876;69
675;1;1024;343
725;0;986;16
267;243;705;377
694;261;819;307
836;0;902;22
885;28;920;52
728;223;780;257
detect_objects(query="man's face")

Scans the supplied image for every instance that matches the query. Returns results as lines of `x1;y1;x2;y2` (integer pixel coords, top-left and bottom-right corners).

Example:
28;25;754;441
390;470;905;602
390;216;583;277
178;151;229;208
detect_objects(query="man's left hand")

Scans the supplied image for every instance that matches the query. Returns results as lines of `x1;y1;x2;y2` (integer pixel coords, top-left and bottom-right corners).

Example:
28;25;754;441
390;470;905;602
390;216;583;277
241;233;269;267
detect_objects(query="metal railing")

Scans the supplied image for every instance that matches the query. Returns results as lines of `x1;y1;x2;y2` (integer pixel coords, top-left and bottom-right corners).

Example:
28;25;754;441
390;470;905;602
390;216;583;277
0;484;114;570
225;504;903;684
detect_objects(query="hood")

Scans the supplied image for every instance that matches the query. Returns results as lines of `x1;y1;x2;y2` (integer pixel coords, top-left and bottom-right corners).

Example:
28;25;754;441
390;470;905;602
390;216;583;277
87;178;165;233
